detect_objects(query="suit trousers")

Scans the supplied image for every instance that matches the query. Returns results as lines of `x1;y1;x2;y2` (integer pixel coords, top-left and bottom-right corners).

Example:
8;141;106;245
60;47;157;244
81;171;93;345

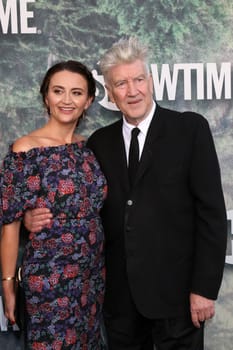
103;285;204;350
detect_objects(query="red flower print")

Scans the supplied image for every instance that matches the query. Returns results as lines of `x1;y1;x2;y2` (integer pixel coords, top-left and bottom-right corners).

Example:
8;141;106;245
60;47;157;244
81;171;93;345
97;292;105;305
39;302;52;313
48;191;56;203
86;153;95;163
62;246;74;256
101;267;106;280
91;303;97;315
89;232;96;245
5;184;14;196
27;175;41;191
81;294;87;307
45;238;57;249
79;184;87;197
65;328;77;345
81;243;89;256
58;309;69;320
68;160;75;171
49;273;60;287
63;264;79;279
58;179;75;195
57;296;69;307
82;280;90;294
82;160;91;172
32;342;48;350
85;172;93;183
89;218;97;231
15;211;22;219
82;269;90;280
52;340;63;350
88;315;95;329
103;184;108;199
31;239;42;250
61;233;74;244
4;171;13;184
80;198;91;213
28;275;43;293
74;304;80;318
36;197;47;208
16;159;24;172
2;198;9;210
51;163;62;172
76;211;85;219
26;301;38;316
52;154;61;161
80;333;87;344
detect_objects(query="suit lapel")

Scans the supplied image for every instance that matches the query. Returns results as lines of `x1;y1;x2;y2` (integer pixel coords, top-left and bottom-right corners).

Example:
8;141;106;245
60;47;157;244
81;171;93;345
111;120;130;191
134;106;166;186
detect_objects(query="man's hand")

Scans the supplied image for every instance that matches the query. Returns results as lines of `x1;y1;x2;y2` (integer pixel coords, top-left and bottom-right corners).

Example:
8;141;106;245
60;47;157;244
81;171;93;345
24;208;53;233
190;292;215;328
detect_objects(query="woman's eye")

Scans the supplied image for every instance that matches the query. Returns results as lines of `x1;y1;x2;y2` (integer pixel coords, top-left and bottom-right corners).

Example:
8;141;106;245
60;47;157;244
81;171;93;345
73;91;82;96
54;89;63;94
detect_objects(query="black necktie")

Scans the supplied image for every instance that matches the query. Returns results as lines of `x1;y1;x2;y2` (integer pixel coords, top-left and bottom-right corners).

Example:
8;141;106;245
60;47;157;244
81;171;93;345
128;127;140;187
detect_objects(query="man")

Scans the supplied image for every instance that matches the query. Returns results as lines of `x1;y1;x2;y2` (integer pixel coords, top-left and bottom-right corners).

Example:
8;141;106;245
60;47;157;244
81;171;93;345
25;37;227;349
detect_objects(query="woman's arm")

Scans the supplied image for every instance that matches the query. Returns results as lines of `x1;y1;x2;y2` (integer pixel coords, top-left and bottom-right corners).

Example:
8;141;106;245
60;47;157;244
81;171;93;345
0;221;20;324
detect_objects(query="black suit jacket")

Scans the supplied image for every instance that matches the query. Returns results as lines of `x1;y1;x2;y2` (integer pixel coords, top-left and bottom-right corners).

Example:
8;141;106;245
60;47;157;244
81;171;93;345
87;104;227;319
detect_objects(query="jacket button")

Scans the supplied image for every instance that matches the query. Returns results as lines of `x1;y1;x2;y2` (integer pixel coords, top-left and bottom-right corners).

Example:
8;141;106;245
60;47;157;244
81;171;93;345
127;200;133;206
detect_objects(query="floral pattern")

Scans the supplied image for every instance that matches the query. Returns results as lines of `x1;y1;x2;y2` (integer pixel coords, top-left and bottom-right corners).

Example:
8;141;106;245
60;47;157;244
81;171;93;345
0;142;107;349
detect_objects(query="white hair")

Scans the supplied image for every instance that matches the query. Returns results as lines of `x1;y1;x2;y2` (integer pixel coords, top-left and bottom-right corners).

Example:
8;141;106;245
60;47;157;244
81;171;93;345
99;37;150;81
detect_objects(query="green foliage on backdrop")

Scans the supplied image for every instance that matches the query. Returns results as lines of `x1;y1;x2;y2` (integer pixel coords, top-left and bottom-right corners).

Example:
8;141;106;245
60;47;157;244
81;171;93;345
98;0;233;61
0;0;232;207
0;1;233;349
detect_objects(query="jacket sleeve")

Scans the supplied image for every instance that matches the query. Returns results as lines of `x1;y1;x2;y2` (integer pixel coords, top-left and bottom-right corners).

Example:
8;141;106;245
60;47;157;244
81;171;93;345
189;116;227;299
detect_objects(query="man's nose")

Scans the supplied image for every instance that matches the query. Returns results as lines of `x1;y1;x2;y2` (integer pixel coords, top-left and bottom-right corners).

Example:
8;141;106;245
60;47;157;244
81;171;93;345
127;80;137;96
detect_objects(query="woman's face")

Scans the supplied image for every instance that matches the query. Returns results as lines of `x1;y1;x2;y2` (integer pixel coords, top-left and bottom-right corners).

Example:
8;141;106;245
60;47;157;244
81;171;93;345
45;70;92;124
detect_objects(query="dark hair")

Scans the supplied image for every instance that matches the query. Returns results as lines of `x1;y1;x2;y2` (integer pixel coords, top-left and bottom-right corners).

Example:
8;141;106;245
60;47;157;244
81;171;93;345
40;60;96;114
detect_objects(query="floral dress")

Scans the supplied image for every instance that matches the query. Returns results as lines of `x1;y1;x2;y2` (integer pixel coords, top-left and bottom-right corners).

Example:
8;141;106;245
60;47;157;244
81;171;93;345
0;142;107;350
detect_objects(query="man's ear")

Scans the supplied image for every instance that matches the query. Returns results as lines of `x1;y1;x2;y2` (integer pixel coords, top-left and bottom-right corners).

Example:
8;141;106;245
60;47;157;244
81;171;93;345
105;84;115;103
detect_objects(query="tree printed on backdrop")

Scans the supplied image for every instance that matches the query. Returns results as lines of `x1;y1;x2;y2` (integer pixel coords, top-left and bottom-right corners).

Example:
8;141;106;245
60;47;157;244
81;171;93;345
0;0;233;348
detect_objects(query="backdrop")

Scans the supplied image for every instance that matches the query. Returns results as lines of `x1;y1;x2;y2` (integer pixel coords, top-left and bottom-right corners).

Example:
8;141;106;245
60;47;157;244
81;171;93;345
0;0;233;349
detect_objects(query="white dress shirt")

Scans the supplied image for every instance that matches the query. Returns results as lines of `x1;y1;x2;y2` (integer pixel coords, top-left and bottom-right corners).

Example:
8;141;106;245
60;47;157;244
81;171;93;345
122;101;156;164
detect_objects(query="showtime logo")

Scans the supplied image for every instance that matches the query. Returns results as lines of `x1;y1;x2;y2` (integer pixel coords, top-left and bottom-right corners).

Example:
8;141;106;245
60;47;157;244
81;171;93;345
0;0;37;34
93;62;232;110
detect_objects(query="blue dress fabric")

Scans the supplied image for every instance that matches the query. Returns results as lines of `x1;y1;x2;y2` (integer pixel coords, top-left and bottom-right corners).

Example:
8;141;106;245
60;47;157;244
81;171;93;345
0;141;107;349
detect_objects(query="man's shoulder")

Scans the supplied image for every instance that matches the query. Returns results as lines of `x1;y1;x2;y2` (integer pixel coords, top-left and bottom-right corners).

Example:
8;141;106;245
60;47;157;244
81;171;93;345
159;104;205;120
89;118;122;140
158;105;209;128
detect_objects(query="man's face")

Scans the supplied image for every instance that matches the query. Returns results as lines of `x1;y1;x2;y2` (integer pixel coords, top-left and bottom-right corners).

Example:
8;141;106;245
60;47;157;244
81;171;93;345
106;59;154;125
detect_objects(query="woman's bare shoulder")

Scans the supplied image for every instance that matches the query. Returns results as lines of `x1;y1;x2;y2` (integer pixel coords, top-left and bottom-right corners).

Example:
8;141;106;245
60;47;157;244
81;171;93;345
12;135;37;152
12;128;47;152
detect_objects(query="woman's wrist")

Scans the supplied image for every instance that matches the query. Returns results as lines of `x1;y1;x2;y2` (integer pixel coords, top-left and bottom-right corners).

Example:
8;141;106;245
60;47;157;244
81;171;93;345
1;276;15;281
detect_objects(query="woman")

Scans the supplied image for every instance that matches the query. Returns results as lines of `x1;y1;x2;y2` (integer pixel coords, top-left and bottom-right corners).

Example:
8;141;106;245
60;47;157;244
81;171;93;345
0;61;107;349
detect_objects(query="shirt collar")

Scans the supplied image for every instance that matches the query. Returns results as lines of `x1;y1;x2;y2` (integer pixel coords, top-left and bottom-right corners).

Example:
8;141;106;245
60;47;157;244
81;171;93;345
123;101;156;136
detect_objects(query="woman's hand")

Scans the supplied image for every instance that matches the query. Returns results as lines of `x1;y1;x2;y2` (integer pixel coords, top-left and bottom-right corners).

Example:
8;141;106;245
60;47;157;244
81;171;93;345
24;208;53;232
2;280;16;324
